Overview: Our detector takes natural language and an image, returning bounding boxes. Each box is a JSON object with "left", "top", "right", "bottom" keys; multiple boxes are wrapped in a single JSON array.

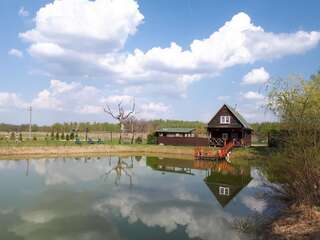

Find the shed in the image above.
[
  {"left": 155, "top": 128, "right": 195, "bottom": 137},
  {"left": 155, "top": 128, "right": 209, "bottom": 146}
]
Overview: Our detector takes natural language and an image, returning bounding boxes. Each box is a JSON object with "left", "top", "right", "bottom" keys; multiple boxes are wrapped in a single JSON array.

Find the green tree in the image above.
[
  {"left": 267, "top": 73, "right": 320, "bottom": 206},
  {"left": 55, "top": 132, "right": 60, "bottom": 141},
  {"left": 19, "top": 133, "right": 23, "bottom": 142},
  {"left": 70, "top": 132, "right": 75, "bottom": 140},
  {"left": 51, "top": 130, "right": 55, "bottom": 140}
]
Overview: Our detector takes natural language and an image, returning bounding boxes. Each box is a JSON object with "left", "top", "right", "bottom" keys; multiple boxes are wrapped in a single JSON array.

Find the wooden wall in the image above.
[
  {"left": 207, "top": 105, "right": 242, "bottom": 128},
  {"left": 157, "top": 136, "right": 209, "bottom": 146}
]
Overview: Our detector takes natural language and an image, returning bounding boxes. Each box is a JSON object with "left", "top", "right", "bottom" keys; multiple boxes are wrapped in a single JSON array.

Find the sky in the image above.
[{"left": 1, "top": 0, "right": 320, "bottom": 125}]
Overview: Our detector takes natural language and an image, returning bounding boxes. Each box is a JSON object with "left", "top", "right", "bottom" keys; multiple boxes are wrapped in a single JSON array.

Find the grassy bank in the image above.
[
  {"left": 0, "top": 140, "right": 268, "bottom": 162},
  {"left": 0, "top": 144, "right": 194, "bottom": 159}
]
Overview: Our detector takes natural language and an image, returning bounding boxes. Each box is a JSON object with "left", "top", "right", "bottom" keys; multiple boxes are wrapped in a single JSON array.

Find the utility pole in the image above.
[{"left": 28, "top": 106, "right": 32, "bottom": 140}]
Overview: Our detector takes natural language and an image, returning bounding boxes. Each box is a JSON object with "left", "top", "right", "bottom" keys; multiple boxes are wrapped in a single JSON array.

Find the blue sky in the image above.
[{"left": 1, "top": 0, "right": 320, "bottom": 125}]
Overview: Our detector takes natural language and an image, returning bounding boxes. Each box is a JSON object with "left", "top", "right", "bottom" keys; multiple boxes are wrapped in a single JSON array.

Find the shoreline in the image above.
[{"left": 0, "top": 145, "right": 195, "bottom": 160}]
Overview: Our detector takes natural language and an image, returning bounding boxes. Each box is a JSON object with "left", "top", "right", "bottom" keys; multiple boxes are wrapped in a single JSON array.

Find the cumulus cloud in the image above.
[
  {"left": 20, "top": 3, "right": 320, "bottom": 97},
  {"left": 8, "top": 48, "right": 23, "bottom": 58},
  {"left": 242, "top": 196, "right": 267, "bottom": 214},
  {"left": 217, "top": 96, "right": 230, "bottom": 101},
  {"left": 18, "top": 7, "right": 29, "bottom": 17},
  {"left": 242, "top": 91, "right": 265, "bottom": 100},
  {"left": 1, "top": 79, "right": 170, "bottom": 119},
  {"left": 20, "top": 0, "right": 144, "bottom": 52},
  {"left": 0, "top": 92, "right": 27, "bottom": 110},
  {"left": 242, "top": 67, "right": 270, "bottom": 85}
]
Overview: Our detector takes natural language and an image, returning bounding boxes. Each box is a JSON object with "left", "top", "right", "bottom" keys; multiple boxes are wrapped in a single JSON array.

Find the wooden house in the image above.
[{"left": 207, "top": 104, "right": 253, "bottom": 147}]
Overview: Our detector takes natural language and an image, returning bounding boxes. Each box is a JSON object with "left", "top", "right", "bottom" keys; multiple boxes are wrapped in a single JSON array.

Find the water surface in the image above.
[{"left": 0, "top": 156, "right": 277, "bottom": 240}]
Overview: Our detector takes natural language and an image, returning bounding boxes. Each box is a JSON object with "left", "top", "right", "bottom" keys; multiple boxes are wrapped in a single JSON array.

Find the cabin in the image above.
[
  {"left": 207, "top": 104, "right": 253, "bottom": 147},
  {"left": 155, "top": 128, "right": 209, "bottom": 146}
]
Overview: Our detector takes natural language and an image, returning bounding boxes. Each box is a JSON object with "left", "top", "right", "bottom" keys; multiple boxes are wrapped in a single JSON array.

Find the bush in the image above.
[
  {"left": 135, "top": 136, "right": 142, "bottom": 144},
  {"left": 10, "top": 132, "right": 15, "bottom": 141},
  {"left": 33, "top": 136, "right": 37, "bottom": 141},
  {"left": 70, "top": 132, "right": 75, "bottom": 140},
  {"left": 147, "top": 133, "right": 157, "bottom": 144},
  {"left": 66, "top": 134, "right": 70, "bottom": 141},
  {"left": 19, "top": 133, "right": 23, "bottom": 141},
  {"left": 55, "top": 132, "right": 60, "bottom": 140}
]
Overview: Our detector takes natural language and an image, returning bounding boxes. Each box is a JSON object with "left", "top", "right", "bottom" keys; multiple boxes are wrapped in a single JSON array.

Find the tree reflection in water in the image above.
[{"left": 103, "top": 156, "right": 133, "bottom": 187}]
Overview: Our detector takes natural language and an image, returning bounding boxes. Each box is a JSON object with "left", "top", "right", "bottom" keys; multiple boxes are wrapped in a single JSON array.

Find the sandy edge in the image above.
[{"left": 0, "top": 145, "right": 195, "bottom": 160}]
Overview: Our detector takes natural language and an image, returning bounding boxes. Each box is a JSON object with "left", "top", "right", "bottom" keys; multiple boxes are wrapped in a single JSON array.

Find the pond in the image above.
[{"left": 0, "top": 156, "right": 280, "bottom": 240}]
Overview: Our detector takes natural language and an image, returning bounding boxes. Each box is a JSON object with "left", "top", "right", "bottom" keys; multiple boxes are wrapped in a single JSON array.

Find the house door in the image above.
[
  {"left": 222, "top": 133, "right": 228, "bottom": 140},
  {"left": 231, "top": 132, "right": 239, "bottom": 140}
]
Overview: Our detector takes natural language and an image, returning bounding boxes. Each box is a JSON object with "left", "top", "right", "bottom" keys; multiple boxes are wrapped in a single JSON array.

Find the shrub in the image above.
[
  {"left": 19, "top": 133, "right": 23, "bottom": 141},
  {"left": 147, "top": 133, "right": 157, "bottom": 144},
  {"left": 135, "top": 136, "right": 143, "bottom": 144},
  {"left": 66, "top": 134, "right": 70, "bottom": 141},
  {"left": 10, "top": 132, "right": 15, "bottom": 141},
  {"left": 55, "top": 132, "right": 60, "bottom": 140},
  {"left": 70, "top": 132, "right": 75, "bottom": 140}
]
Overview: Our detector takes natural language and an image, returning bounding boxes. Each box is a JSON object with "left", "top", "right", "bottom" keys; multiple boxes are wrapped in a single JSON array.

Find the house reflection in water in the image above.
[
  {"left": 204, "top": 162, "right": 252, "bottom": 207},
  {"left": 146, "top": 157, "right": 252, "bottom": 207}
]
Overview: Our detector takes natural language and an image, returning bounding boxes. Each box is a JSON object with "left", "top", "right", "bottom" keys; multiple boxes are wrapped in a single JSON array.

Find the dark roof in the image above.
[
  {"left": 155, "top": 128, "right": 195, "bottom": 134},
  {"left": 225, "top": 104, "right": 252, "bottom": 130},
  {"left": 208, "top": 104, "right": 253, "bottom": 130}
]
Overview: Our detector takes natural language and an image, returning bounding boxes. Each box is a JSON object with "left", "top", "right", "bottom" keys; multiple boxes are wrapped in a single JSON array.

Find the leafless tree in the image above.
[{"left": 104, "top": 100, "right": 135, "bottom": 144}]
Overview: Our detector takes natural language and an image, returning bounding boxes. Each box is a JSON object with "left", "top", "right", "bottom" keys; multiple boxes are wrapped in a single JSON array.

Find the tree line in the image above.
[{"left": 0, "top": 120, "right": 280, "bottom": 136}]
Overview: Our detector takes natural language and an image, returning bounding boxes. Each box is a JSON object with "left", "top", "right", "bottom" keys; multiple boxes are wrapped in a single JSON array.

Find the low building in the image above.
[
  {"left": 155, "top": 128, "right": 195, "bottom": 137},
  {"left": 155, "top": 128, "right": 209, "bottom": 146},
  {"left": 207, "top": 104, "right": 253, "bottom": 147}
]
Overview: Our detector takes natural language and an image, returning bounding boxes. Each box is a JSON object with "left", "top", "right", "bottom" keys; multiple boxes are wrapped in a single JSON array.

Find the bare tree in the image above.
[{"left": 104, "top": 100, "right": 135, "bottom": 144}]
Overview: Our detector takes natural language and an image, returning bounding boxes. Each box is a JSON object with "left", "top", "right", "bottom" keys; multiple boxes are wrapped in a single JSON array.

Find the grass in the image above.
[{"left": 0, "top": 139, "right": 270, "bottom": 166}]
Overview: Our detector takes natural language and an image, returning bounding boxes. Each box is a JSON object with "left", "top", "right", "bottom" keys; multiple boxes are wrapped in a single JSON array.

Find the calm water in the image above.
[{"left": 0, "top": 156, "right": 278, "bottom": 240}]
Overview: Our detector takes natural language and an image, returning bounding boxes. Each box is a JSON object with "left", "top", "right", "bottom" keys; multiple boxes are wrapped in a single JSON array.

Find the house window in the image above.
[
  {"left": 220, "top": 116, "right": 231, "bottom": 124},
  {"left": 219, "top": 186, "right": 230, "bottom": 196}
]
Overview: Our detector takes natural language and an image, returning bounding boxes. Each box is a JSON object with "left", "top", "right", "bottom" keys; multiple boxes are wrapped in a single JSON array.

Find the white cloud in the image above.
[
  {"left": 217, "top": 96, "right": 230, "bottom": 101},
  {"left": 21, "top": 7, "right": 320, "bottom": 97},
  {"left": 242, "top": 196, "right": 267, "bottom": 214},
  {"left": 8, "top": 48, "right": 23, "bottom": 58},
  {"left": 242, "top": 67, "right": 270, "bottom": 85},
  {"left": 242, "top": 91, "right": 265, "bottom": 100},
  {"left": 20, "top": 0, "right": 144, "bottom": 52},
  {"left": 18, "top": 7, "right": 29, "bottom": 17},
  {"left": 0, "top": 92, "right": 27, "bottom": 110},
  {"left": 32, "top": 89, "right": 63, "bottom": 110},
  {"left": 139, "top": 102, "right": 170, "bottom": 119},
  {"left": 1, "top": 79, "right": 170, "bottom": 119}
]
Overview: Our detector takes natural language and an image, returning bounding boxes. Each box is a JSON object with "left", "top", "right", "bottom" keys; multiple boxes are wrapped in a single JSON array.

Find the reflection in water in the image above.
[
  {"left": 0, "top": 156, "right": 278, "bottom": 240},
  {"left": 103, "top": 157, "right": 133, "bottom": 187},
  {"left": 146, "top": 157, "right": 252, "bottom": 208}
]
